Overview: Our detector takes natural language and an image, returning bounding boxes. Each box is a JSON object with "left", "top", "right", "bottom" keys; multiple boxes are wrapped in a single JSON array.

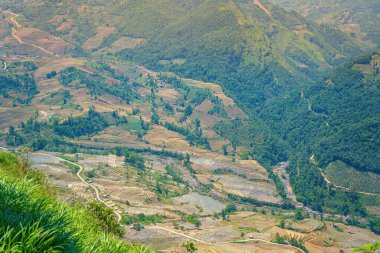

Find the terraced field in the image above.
[{"left": 1, "top": 8, "right": 379, "bottom": 253}]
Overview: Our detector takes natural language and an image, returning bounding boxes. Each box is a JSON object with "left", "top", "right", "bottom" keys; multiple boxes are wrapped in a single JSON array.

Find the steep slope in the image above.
[
  {"left": 258, "top": 51, "right": 380, "bottom": 213},
  {"left": 2, "top": 0, "right": 368, "bottom": 109}
]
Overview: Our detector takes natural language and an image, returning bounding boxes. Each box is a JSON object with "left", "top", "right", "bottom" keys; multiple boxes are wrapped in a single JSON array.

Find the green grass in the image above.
[
  {"left": 333, "top": 225, "right": 344, "bottom": 233},
  {"left": 0, "top": 152, "right": 152, "bottom": 253},
  {"left": 63, "top": 161, "right": 80, "bottom": 175}
]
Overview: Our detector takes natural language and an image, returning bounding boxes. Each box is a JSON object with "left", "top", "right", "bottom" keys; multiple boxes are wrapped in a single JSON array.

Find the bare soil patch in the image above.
[
  {"left": 15, "top": 27, "right": 71, "bottom": 55},
  {"left": 83, "top": 26, "right": 117, "bottom": 50}
]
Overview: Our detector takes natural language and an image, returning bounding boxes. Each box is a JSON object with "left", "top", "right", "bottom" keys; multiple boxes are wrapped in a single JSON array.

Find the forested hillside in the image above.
[{"left": 258, "top": 51, "right": 380, "bottom": 213}]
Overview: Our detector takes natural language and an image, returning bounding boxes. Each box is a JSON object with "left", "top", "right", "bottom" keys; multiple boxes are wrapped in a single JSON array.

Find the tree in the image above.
[
  {"left": 194, "top": 219, "right": 201, "bottom": 229},
  {"left": 222, "top": 145, "right": 228, "bottom": 156},
  {"left": 151, "top": 112, "right": 160, "bottom": 124},
  {"left": 184, "top": 105, "right": 193, "bottom": 117},
  {"left": 353, "top": 242, "right": 380, "bottom": 253},
  {"left": 87, "top": 201, "right": 124, "bottom": 237},
  {"left": 183, "top": 241, "right": 197, "bottom": 253},
  {"left": 295, "top": 209, "right": 304, "bottom": 221},
  {"left": 280, "top": 218, "right": 286, "bottom": 229},
  {"left": 132, "top": 223, "right": 144, "bottom": 231}
]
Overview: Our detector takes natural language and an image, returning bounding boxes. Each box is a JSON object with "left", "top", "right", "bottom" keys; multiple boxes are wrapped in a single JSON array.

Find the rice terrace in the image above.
[{"left": 0, "top": 0, "right": 379, "bottom": 252}]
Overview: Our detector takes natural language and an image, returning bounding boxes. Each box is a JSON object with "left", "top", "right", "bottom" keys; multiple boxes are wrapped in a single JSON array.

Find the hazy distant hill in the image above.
[{"left": 270, "top": 0, "right": 380, "bottom": 46}]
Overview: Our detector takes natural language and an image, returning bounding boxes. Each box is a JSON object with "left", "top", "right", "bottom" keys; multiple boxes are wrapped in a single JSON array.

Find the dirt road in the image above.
[
  {"left": 4, "top": 10, "right": 58, "bottom": 56},
  {"left": 35, "top": 152, "right": 122, "bottom": 221}
]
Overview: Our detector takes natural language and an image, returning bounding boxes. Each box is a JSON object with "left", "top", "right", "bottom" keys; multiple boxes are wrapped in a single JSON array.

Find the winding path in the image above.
[
  {"left": 4, "top": 10, "right": 58, "bottom": 56},
  {"left": 148, "top": 226, "right": 305, "bottom": 252},
  {"left": 222, "top": 238, "right": 306, "bottom": 253},
  {"left": 150, "top": 226, "right": 211, "bottom": 245},
  {"left": 35, "top": 153, "right": 122, "bottom": 221}
]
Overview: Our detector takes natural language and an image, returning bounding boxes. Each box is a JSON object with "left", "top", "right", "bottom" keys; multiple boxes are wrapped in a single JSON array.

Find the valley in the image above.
[{"left": 0, "top": 2, "right": 379, "bottom": 253}]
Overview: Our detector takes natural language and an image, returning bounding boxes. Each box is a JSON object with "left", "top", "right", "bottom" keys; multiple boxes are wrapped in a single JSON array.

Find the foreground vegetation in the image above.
[{"left": 0, "top": 152, "right": 152, "bottom": 253}]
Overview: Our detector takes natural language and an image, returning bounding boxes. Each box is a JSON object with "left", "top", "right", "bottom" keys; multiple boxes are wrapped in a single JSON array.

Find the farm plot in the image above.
[
  {"left": 288, "top": 219, "right": 324, "bottom": 233},
  {"left": 173, "top": 192, "right": 226, "bottom": 215},
  {"left": 0, "top": 107, "right": 33, "bottom": 130},
  {"left": 15, "top": 27, "right": 72, "bottom": 55},
  {"left": 144, "top": 125, "right": 191, "bottom": 152},
  {"left": 105, "top": 36, "right": 146, "bottom": 52},
  {"left": 211, "top": 175, "right": 281, "bottom": 204},
  {"left": 125, "top": 226, "right": 186, "bottom": 249},
  {"left": 83, "top": 26, "right": 116, "bottom": 50}
]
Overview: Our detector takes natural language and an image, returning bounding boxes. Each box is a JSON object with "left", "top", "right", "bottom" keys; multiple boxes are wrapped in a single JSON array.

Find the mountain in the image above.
[
  {"left": 0, "top": 0, "right": 380, "bottom": 251},
  {"left": 270, "top": 0, "right": 380, "bottom": 47}
]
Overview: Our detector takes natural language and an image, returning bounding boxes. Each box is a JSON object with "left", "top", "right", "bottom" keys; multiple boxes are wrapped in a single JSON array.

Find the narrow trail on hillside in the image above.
[
  {"left": 252, "top": 0, "right": 272, "bottom": 17},
  {"left": 4, "top": 10, "right": 58, "bottom": 56},
  {"left": 150, "top": 226, "right": 211, "bottom": 245},
  {"left": 221, "top": 238, "right": 305, "bottom": 253},
  {"left": 35, "top": 153, "right": 122, "bottom": 221},
  {"left": 148, "top": 226, "right": 305, "bottom": 252}
]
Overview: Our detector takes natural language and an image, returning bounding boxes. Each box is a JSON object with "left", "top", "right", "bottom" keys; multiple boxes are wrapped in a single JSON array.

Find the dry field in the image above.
[
  {"left": 0, "top": 107, "right": 33, "bottom": 130},
  {"left": 101, "top": 36, "right": 146, "bottom": 53},
  {"left": 83, "top": 26, "right": 116, "bottom": 50},
  {"left": 173, "top": 192, "right": 226, "bottom": 215},
  {"left": 15, "top": 27, "right": 72, "bottom": 55}
]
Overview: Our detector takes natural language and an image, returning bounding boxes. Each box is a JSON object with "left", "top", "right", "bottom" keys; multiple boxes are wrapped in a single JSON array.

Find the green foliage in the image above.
[
  {"left": 271, "top": 0, "right": 380, "bottom": 46},
  {"left": 165, "top": 165, "right": 185, "bottom": 184},
  {"left": 58, "top": 67, "right": 138, "bottom": 103},
  {"left": 124, "top": 152, "right": 145, "bottom": 171},
  {"left": 369, "top": 218, "right": 380, "bottom": 235},
  {"left": 0, "top": 71, "right": 38, "bottom": 104},
  {"left": 326, "top": 162, "right": 380, "bottom": 195},
  {"left": 46, "top": 71, "right": 57, "bottom": 79},
  {"left": 4, "top": 118, "right": 78, "bottom": 152},
  {"left": 64, "top": 161, "right": 80, "bottom": 175},
  {"left": 54, "top": 107, "right": 109, "bottom": 138},
  {"left": 181, "top": 214, "right": 201, "bottom": 228},
  {"left": 256, "top": 54, "right": 380, "bottom": 215},
  {"left": 122, "top": 213, "right": 162, "bottom": 226},
  {"left": 87, "top": 201, "right": 124, "bottom": 237},
  {"left": 287, "top": 157, "right": 366, "bottom": 215},
  {"left": 353, "top": 242, "right": 380, "bottom": 253},
  {"left": 151, "top": 112, "right": 160, "bottom": 124},
  {"left": 294, "top": 209, "right": 304, "bottom": 221},
  {"left": 163, "top": 122, "right": 210, "bottom": 149},
  {"left": 221, "top": 203, "right": 237, "bottom": 220},
  {"left": 272, "top": 233, "right": 309, "bottom": 253},
  {"left": 182, "top": 241, "right": 197, "bottom": 253}
]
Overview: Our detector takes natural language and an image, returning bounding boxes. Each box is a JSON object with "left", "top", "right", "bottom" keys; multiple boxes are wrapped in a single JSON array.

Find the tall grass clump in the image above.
[{"left": 0, "top": 152, "right": 153, "bottom": 253}]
